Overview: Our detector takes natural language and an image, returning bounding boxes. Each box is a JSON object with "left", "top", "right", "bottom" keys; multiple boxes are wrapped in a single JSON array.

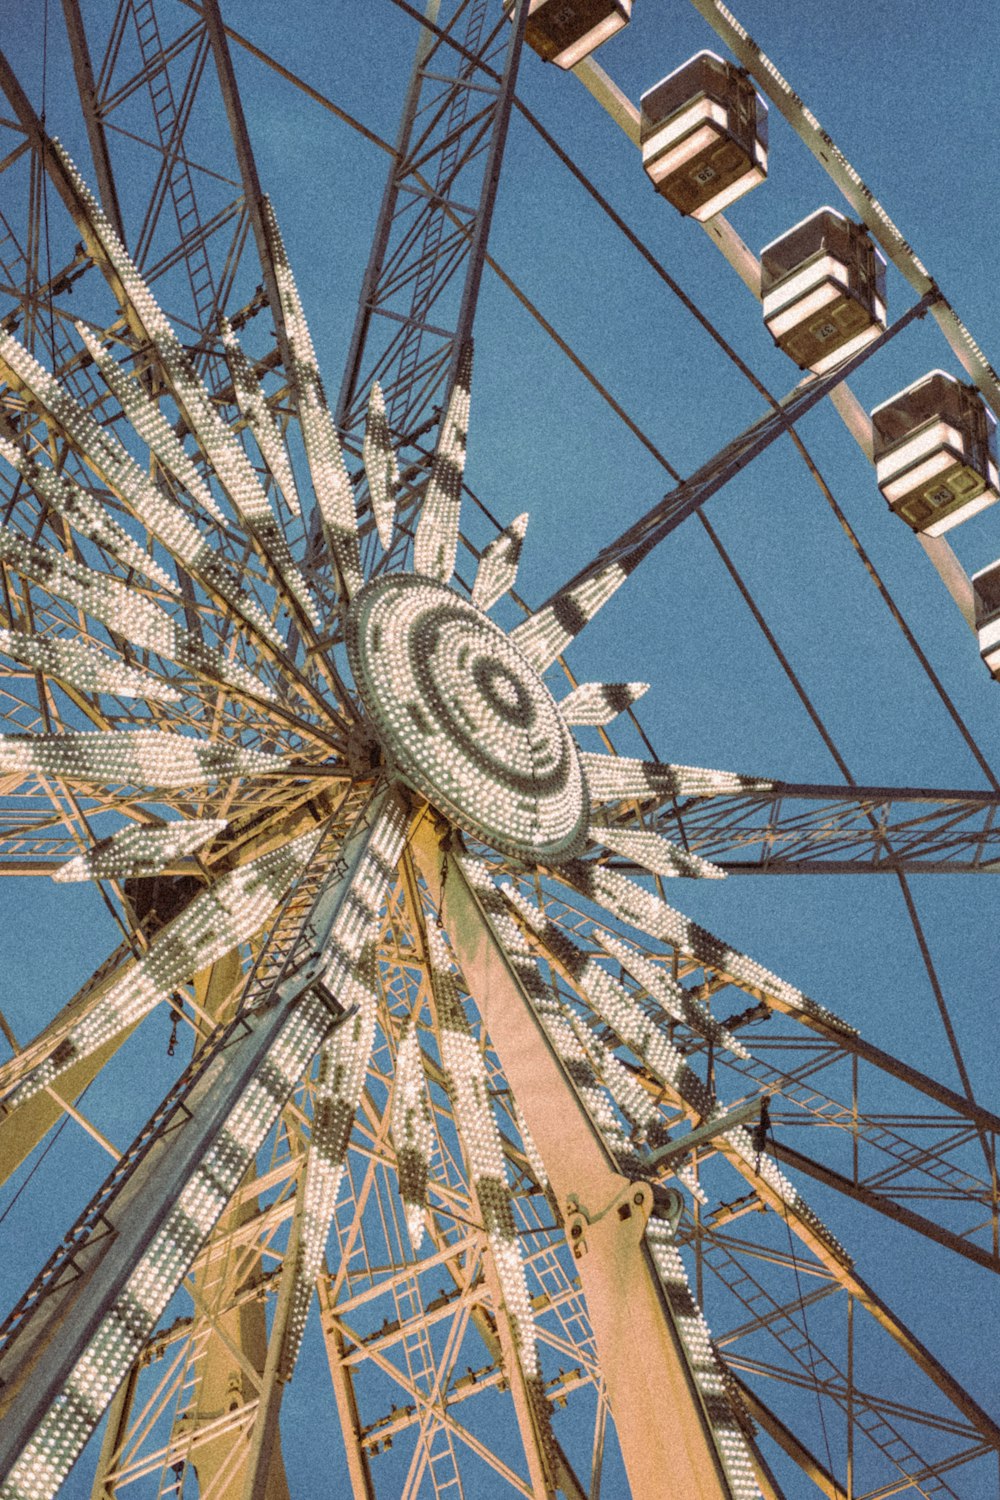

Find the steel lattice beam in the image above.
[
  {"left": 0, "top": 6, "right": 997, "bottom": 1500},
  {"left": 643, "top": 782, "right": 1000, "bottom": 874},
  {"left": 335, "top": 1, "right": 524, "bottom": 438},
  {"left": 325, "top": 0, "right": 529, "bottom": 583}
]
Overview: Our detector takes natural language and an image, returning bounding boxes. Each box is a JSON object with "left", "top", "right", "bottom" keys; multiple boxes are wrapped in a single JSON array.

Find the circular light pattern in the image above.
[{"left": 347, "top": 574, "right": 589, "bottom": 862}]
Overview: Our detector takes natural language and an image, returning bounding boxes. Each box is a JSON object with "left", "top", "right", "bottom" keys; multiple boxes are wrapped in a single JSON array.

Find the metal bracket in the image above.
[
  {"left": 646, "top": 1093, "right": 769, "bottom": 1172},
  {"left": 564, "top": 1180, "right": 654, "bottom": 1261},
  {"left": 270, "top": 951, "right": 357, "bottom": 1025}
]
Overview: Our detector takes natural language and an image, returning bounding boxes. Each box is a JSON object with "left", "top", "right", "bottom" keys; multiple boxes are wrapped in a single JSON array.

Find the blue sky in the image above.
[{"left": 1, "top": 2, "right": 999, "bottom": 1495}]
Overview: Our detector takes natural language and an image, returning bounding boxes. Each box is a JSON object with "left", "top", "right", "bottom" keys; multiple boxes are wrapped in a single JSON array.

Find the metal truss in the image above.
[
  {"left": 294, "top": 0, "right": 534, "bottom": 599},
  {"left": 17, "top": 846, "right": 991, "bottom": 1500},
  {"left": 649, "top": 782, "right": 1000, "bottom": 875},
  {"left": 513, "top": 875, "right": 1000, "bottom": 1272},
  {"left": 334, "top": 1, "right": 525, "bottom": 457},
  {"left": 6, "top": 780, "right": 1000, "bottom": 876},
  {"left": 0, "top": 4, "right": 998, "bottom": 1500}
]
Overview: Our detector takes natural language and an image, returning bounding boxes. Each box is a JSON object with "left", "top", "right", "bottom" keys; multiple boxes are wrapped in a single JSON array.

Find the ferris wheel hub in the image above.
[{"left": 346, "top": 573, "right": 590, "bottom": 863}]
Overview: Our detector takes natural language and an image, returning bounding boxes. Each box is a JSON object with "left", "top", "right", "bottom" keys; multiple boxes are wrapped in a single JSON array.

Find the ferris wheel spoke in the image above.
[
  {"left": 213, "top": 792, "right": 410, "bottom": 1500},
  {"left": 260, "top": 200, "right": 364, "bottom": 602},
  {"left": 517, "top": 875, "right": 1000, "bottom": 1275},
  {"left": 557, "top": 857, "right": 853, "bottom": 1038},
  {"left": 162, "top": 1163, "right": 310, "bottom": 1496},
  {"left": 0, "top": 327, "right": 287, "bottom": 657},
  {"left": 523, "top": 293, "right": 935, "bottom": 657},
  {"left": 577, "top": 755, "right": 1000, "bottom": 874},
  {"left": 581, "top": 751, "right": 778, "bottom": 802},
  {"left": 0, "top": 976, "right": 343, "bottom": 1497},
  {"left": 413, "top": 340, "right": 473, "bottom": 585},
  {"left": 0, "top": 513, "right": 287, "bottom": 711},
  {"left": 269, "top": 797, "right": 410, "bottom": 1370},
  {"left": 591, "top": 926, "right": 750, "bottom": 1058},
  {"left": 0, "top": 426, "right": 180, "bottom": 596},
  {"left": 52, "top": 143, "right": 325, "bottom": 637},
  {"left": 591, "top": 824, "right": 727, "bottom": 880},
  {"left": 74, "top": 323, "right": 229, "bottom": 528},
  {"left": 0, "top": 4, "right": 994, "bottom": 1493},
  {"left": 470, "top": 509, "right": 529, "bottom": 612},
  {"left": 0, "top": 626, "right": 185, "bottom": 706},
  {"left": 546, "top": 856, "right": 1000, "bottom": 1147},
  {"left": 0, "top": 787, "right": 401, "bottom": 1497},
  {"left": 0, "top": 824, "right": 320, "bottom": 1111},
  {"left": 220, "top": 314, "right": 302, "bottom": 518},
  {"left": 508, "top": 554, "right": 640, "bottom": 675},
  {"left": 640, "top": 780, "right": 1000, "bottom": 875},
  {"left": 52, "top": 818, "right": 229, "bottom": 884},
  {"left": 503, "top": 881, "right": 849, "bottom": 1255},
  {"left": 0, "top": 730, "right": 286, "bottom": 798},
  {"left": 363, "top": 380, "right": 400, "bottom": 550},
  {"left": 411, "top": 826, "right": 761, "bottom": 1500}
]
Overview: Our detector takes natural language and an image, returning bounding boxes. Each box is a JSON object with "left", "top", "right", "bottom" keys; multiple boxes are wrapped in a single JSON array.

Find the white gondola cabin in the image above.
[
  {"left": 505, "top": 0, "right": 632, "bottom": 70},
  {"left": 871, "top": 371, "right": 999, "bottom": 536},
  {"left": 761, "top": 208, "right": 886, "bottom": 373},
  {"left": 639, "top": 52, "right": 767, "bottom": 221},
  {"left": 972, "top": 558, "right": 1000, "bottom": 679}
]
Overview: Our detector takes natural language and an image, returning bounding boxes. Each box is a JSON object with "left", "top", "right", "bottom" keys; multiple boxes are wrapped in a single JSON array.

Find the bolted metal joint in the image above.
[{"left": 564, "top": 1178, "right": 655, "bottom": 1260}]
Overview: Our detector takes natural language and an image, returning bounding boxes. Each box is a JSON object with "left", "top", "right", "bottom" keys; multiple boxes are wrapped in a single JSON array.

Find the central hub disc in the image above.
[{"left": 346, "top": 574, "right": 589, "bottom": 863}]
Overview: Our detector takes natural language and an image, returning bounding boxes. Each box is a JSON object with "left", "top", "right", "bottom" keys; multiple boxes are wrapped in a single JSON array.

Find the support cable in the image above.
[
  {"left": 384, "top": 0, "right": 785, "bottom": 406},
  {"left": 0, "top": 1104, "right": 73, "bottom": 1228},
  {"left": 373, "top": 0, "right": 1000, "bottom": 803},
  {"left": 214, "top": 0, "right": 778, "bottom": 412},
  {"left": 120, "top": 0, "right": 995, "bottom": 1214},
  {"left": 697, "top": 511, "right": 994, "bottom": 1166},
  {"left": 394, "top": 43, "right": 997, "bottom": 1158},
  {"left": 34, "top": 7, "right": 1000, "bottom": 806},
  {"left": 228, "top": 7, "right": 997, "bottom": 800},
  {"left": 379, "top": 22, "right": 1000, "bottom": 1180},
  {"left": 383, "top": 13, "right": 1000, "bottom": 1129},
  {"left": 179, "top": 5, "right": 396, "bottom": 159}
]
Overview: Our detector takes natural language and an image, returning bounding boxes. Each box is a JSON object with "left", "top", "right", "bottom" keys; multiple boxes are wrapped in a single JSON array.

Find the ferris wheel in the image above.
[{"left": 0, "top": 2, "right": 998, "bottom": 1497}]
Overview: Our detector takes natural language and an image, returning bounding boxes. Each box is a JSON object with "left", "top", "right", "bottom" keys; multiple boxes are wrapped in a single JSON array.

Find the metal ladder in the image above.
[
  {"left": 392, "top": 1271, "right": 464, "bottom": 1498},
  {"left": 728, "top": 1048, "right": 991, "bottom": 1211},
  {"left": 130, "top": 0, "right": 219, "bottom": 339},
  {"left": 702, "top": 1233, "right": 956, "bottom": 1497},
  {"left": 388, "top": 0, "right": 491, "bottom": 438}
]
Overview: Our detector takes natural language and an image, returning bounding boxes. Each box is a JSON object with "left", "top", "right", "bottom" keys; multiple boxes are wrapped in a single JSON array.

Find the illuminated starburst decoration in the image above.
[{"left": 0, "top": 147, "right": 875, "bottom": 1500}]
